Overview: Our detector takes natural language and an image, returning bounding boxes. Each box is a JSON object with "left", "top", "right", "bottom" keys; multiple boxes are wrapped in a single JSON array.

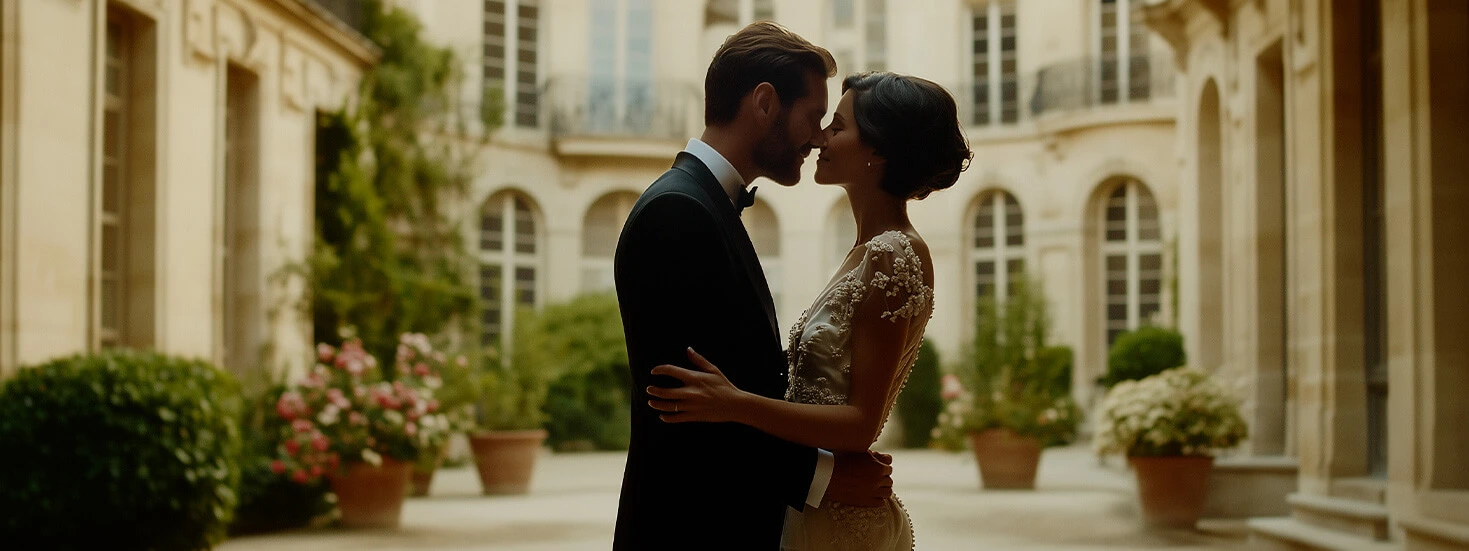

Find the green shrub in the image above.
[
  {"left": 230, "top": 384, "right": 332, "bottom": 536},
  {"left": 1036, "top": 345, "right": 1074, "bottom": 396},
  {"left": 895, "top": 339, "right": 943, "bottom": 448},
  {"left": 495, "top": 293, "right": 631, "bottom": 450},
  {"left": 1101, "top": 325, "right": 1187, "bottom": 387},
  {"left": 0, "top": 351, "right": 243, "bottom": 549}
]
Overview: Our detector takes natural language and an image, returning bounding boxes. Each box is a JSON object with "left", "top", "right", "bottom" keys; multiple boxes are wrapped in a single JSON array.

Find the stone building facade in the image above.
[
  {"left": 1145, "top": 0, "right": 1469, "bottom": 548},
  {"left": 0, "top": 0, "right": 374, "bottom": 377},
  {"left": 397, "top": 0, "right": 1183, "bottom": 407}
]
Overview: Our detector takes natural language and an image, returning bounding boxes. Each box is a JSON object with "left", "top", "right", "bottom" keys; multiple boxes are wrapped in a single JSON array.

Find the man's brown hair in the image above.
[{"left": 704, "top": 21, "right": 838, "bottom": 126}]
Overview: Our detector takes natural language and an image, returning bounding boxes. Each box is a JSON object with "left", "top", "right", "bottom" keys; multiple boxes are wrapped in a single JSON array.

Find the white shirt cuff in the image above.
[{"left": 805, "top": 449, "right": 834, "bottom": 508}]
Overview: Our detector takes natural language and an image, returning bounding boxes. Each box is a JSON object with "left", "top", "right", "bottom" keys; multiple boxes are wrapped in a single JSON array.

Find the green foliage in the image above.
[
  {"left": 895, "top": 339, "right": 943, "bottom": 448},
  {"left": 943, "top": 276, "right": 1081, "bottom": 448},
  {"left": 308, "top": 2, "right": 495, "bottom": 364},
  {"left": 1101, "top": 325, "right": 1187, "bottom": 388},
  {"left": 481, "top": 293, "right": 631, "bottom": 449},
  {"left": 0, "top": 351, "right": 243, "bottom": 549},
  {"left": 231, "top": 384, "right": 333, "bottom": 535}
]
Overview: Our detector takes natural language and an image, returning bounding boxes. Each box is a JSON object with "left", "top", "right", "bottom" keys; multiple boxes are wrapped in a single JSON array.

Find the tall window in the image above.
[
  {"left": 582, "top": 192, "right": 639, "bottom": 293},
  {"left": 832, "top": 0, "right": 855, "bottom": 28},
  {"left": 864, "top": 0, "right": 887, "bottom": 71},
  {"left": 484, "top": 0, "right": 540, "bottom": 128},
  {"left": 1101, "top": 179, "right": 1163, "bottom": 346},
  {"left": 99, "top": 16, "right": 131, "bottom": 348},
  {"left": 972, "top": 191, "right": 1025, "bottom": 301},
  {"left": 222, "top": 64, "right": 261, "bottom": 373},
  {"left": 971, "top": 0, "right": 1018, "bottom": 126},
  {"left": 97, "top": 9, "right": 156, "bottom": 350},
  {"left": 705, "top": 0, "right": 774, "bottom": 26},
  {"left": 480, "top": 193, "right": 540, "bottom": 348},
  {"left": 745, "top": 200, "right": 782, "bottom": 309},
  {"left": 1098, "top": 0, "right": 1152, "bottom": 104},
  {"left": 590, "top": 0, "right": 653, "bottom": 132}
]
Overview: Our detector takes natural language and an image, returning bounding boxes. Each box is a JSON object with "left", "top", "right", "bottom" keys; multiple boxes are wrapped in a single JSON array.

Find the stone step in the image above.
[
  {"left": 1248, "top": 517, "right": 1401, "bottom": 551},
  {"left": 1399, "top": 514, "right": 1469, "bottom": 550},
  {"left": 1331, "top": 478, "right": 1388, "bottom": 505},
  {"left": 1289, "top": 492, "right": 1392, "bottom": 541}
]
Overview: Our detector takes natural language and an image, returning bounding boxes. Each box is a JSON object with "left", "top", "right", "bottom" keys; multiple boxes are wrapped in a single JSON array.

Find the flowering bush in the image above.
[
  {"left": 932, "top": 371, "right": 1082, "bottom": 450},
  {"left": 1093, "top": 367, "right": 1249, "bottom": 457},
  {"left": 271, "top": 336, "right": 455, "bottom": 484}
]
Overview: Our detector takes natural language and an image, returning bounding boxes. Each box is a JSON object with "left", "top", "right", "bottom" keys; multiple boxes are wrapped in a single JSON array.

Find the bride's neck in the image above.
[{"left": 845, "top": 185, "right": 910, "bottom": 243}]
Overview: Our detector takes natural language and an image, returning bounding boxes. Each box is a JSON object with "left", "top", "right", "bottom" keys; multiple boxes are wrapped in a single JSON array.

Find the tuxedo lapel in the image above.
[{"left": 670, "top": 153, "right": 781, "bottom": 344}]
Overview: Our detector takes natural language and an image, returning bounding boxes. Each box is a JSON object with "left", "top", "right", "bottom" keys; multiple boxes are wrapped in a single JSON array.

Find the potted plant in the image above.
[
  {"left": 1093, "top": 367, "right": 1249, "bottom": 528},
  {"left": 935, "top": 370, "right": 1081, "bottom": 489},
  {"left": 934, "top": 277, "right": 1080, "bottom": 489},
  {"left": 392, "top": 333, "right": 473, "bottom": 497},
  {"left": 467, "top": 309, "right": 555, "bottom": 495},
  {"left": 272, "top": 337, "right": 453, "bottom": 528}
]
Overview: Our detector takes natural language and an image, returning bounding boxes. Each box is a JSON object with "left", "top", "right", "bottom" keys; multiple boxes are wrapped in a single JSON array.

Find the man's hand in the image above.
[{"left": 824, "top": 450, "right": 893, "bottom": 507}]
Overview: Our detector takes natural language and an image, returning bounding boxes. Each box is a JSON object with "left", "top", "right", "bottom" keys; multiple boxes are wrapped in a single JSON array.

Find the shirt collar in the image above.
[{"left": 684, "top": 138, "right": 747, "bottom": 206}]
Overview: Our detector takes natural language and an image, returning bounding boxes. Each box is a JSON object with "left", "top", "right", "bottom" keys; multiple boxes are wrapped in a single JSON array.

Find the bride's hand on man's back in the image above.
[{"left": 645, "top": 347, "right": 748, "bottom": 424}]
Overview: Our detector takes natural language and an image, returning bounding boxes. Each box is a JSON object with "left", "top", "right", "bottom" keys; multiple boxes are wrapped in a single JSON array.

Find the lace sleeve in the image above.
[{"left": 857, "top": 232, "right": 934, "bottom": 324}]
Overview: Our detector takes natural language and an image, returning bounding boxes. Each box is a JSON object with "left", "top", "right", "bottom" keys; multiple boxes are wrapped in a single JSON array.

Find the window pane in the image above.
[
  {"left": 833, "top": 0, "right": 855, "bottom": 27},
  {"left": 481, "top": 211, "right": 504, "bottom": 251},
  {"left": 515, "top": 266, "right": 536, "bottom": 306}
]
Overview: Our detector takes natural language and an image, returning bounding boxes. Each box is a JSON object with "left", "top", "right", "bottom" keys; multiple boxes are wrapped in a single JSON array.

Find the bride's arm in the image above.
[{"left": 647, "top": 287, "right": 916, "bottom": 453}]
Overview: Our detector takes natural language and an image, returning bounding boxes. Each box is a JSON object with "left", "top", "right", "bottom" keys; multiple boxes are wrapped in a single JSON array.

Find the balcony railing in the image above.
[
  {"left": 1030, "top": 51, "right": 1176, "bottom": 117},
  {"left": 545, "top": 76, "right": 702, "bottom": 143}
]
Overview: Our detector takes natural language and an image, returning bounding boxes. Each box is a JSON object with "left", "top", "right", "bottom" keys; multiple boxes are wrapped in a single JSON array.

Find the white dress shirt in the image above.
[{"left": 681, "top": 139, "right": 836, "bottom": 511}]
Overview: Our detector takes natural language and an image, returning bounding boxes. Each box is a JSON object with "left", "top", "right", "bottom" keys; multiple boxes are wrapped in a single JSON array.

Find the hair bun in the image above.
[{"left": 841, "top": 72, "right": 973, "bottom": 200}]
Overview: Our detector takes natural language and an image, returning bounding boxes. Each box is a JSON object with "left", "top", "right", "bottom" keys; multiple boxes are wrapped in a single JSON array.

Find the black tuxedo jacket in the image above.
[{"left": 612, "top": 152, "right": 818, "bottom": 550}]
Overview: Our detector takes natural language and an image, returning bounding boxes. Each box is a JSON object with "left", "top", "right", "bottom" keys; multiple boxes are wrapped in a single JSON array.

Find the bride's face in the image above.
[{"left": 814, "top": 90, "right": 882, "bottom": 186}]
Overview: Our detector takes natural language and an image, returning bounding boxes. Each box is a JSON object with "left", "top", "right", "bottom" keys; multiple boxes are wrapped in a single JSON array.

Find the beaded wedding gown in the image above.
[{"left": 780, "top": 230, "right": 933, "bottom": 551}]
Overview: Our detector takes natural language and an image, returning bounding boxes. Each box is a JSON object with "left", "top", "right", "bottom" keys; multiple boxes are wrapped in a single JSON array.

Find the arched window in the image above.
[
  {"left": 480, "top": 192, "right": 541, "bottom": 349},
  {"left": 582, "top": 191, "right": 640, "bottom": 293},
  {"left": 1100, "top": 179, "right": 1163, "bottom": 347},
  {"left": 971, "top": 190, "right": 1025, "bottom": 302},
  {"left": 744, "top": 199, "right": 782, "bottom": 308}
]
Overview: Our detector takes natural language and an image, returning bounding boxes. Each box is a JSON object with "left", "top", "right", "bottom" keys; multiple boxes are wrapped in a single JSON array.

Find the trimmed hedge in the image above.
[
  {"left": 0, "top": 351, "right": 243, "bottom": 550},
  {"left": 895, "top": 339, "right": 942, "bottom": 448},
  {"left": 1101, "top": 325, "right": 1187, "bottom": 387}
]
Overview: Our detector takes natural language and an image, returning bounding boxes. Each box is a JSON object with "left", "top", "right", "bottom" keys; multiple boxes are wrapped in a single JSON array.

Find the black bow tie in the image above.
[{"left": 736, "top": 186, "right": 758, "bottom": 214}]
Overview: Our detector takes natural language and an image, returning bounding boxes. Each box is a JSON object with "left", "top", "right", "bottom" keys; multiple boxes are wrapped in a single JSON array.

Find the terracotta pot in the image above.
[
  {"left": 1129, "top": 455, "right": 1215, "bottom": 528},
  {"left": 968, "top": 429, "right": 1042, "bottom": 490},
  {"left": 409, "top": 446, "right": 448, "bottom": 497},
  {"left": 468, "top": 429, "right": 547, "bottom": 495},
  {"left": 328, "top": 457, "right": 412, "bottom": 529}
]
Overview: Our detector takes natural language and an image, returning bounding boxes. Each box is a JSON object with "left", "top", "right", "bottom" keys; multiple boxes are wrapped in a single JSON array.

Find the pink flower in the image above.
[
  {"left": 940, "top": 374, "right": 964, "bottom": 401},
  {"left": 276, "top": 391, "right": 306, "bottom": 421},
  {"left": 310, "top": 465, "right": 323, "bottom": 478},
  {"left": 292, "top": 419, "right": 314, "bottom": 433},
  {"left": 292, "top": 469, "right": 310, "bottom": 484},
  {"left": 270, "top": 460, "right": 286, "bottom": 474},
  {"left": 414, "top": 363, "right": 431, "bottom": 377},
  {"left": 427, "top": 399, "right": 440, "bottom": 413},
  {"left": 312, "top": 433, "right": 330, "bottom": 452},
  {"left": 284, "top": 439, "right": 301, "bottom": 456},
  {"left": 455, "top": 356, "right": 468, "bottom": 367},
  {"left": 350, "top": 412, "right": 366, "bottom": 425},
  {"left": 405, "top": 422, "right": 417, "bottom": 437},
  {"left": 317, "top": 343, "right": 335, "bottom": 362}
]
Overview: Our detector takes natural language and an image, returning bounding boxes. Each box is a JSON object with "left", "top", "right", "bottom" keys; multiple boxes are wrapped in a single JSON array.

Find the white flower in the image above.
[
  {"left": 317, "top": 405, "right": 341, "bottom": 426},
  {"left": 361, "top": 448, "right": 382, "bottom": 467},
  {"left": 384, "top": 410, "right": 405, "bottom": 425}
]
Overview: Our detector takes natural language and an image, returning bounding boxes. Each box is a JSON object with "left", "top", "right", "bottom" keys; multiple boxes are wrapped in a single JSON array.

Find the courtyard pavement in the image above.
[{"left": 219, "top": 445, "right": 1253, "bottom": 551}]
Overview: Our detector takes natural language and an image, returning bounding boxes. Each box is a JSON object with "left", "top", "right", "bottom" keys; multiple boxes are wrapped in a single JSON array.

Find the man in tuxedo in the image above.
[{"left": 612, "top": 22, "right": 894, "bottom": 550}]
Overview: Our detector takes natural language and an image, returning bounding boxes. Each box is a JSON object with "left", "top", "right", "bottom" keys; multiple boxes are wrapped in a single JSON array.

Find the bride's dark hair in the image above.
[{"left": 841, "top": 72, "right": 973, "bottom": 200}]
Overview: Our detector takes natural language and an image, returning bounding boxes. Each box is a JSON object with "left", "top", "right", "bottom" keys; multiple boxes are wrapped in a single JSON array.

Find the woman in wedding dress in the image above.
[{"left": 645, "top": 71, "right": 972, "bottom": 551}]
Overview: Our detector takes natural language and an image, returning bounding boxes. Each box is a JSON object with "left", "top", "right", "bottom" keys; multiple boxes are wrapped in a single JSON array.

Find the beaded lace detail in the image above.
[{"left": 782, "top": 230, "right": 932, "bottom": 551}]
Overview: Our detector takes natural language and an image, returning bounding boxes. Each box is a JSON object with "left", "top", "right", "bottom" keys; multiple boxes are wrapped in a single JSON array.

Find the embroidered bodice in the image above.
[
  {"left": 780, "top": 230, "right": 930, "bottom": 551},
  {"left": 785, "top": 231, "right": 934, "bottom": 424}
]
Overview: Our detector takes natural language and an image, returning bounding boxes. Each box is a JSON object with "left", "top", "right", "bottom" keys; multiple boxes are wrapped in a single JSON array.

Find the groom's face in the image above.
[{"left": 753, "top": 72, "right": 829, "bottom": 186}]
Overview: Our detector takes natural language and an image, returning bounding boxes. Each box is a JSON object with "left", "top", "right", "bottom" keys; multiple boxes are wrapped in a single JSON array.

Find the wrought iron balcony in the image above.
[
  {"left": 1030, "top": 51, "right": 1177, "bottom": 117},
  {"left": 545, "top": 76, "right": 702, "bottom": 144}
]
